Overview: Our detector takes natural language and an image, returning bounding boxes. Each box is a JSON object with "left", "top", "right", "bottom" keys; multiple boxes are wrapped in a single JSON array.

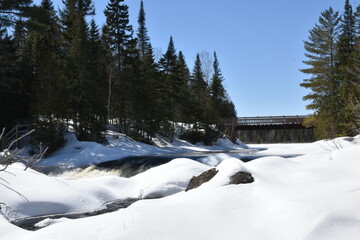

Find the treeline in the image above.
[
  {"left": 301, "top": 0, "right": 360, "bottom": 139},
  {"left": 0, "top": 0, "right": 236, "bottom": 150}
]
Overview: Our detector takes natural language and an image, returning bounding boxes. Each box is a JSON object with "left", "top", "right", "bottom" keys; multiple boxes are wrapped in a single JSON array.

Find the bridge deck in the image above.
[{"left": 237, "top": 115, "right": 308, "bottom": 126}]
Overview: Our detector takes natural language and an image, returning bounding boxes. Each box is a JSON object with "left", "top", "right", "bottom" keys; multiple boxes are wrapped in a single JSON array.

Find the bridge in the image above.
[
  {"left": 236, "top": 115, "right": 308, "bottom": 130},
  {"left": 233, "top": 115, "right": 314, "bottom": 143}
]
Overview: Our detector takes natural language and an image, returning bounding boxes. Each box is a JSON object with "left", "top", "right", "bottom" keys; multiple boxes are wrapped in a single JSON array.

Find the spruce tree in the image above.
[
  {"left": 210, "top": 52, "right": 236, "bottom": 136},
  {"left": 104, "top": 0, "right": 134, "bottom": 134},
  {"left": 137, "top": 0, "right": 150, "bottom": 58},
  {"left": 175, "top": 51, "right": 193, "bottom": 123},
  {"left": 0, "top": 34, "right": 22, "bottom": 129},
  {"left": 158, "top": 36, "right": 179, "bottom": 123},
  {"left": 336, "top": 0, "right": 356, "bottom": 134},
  {"left": 29, "top": 0, "right": 66, "bottom": 151},
  {"left": 344, "top": 3, "right": 360, "bottom": 133},
  {"left": 86, "top": 19, "right": 107, "bottom": 142},
  {"left": 0, "top": 0, "right": 34, "bottom": 29},
  {"left": 190, "top": 53, "right": 211, "bottom": 125},
  {"left": 210, "top": 52, "right": 226, "bottom": 105},
  {"left": 139, "top": 44, "right": 162, "bottom": 139},
  {"left": 59, "top": 0, "right": 107, "bottom": 141},
  {"left": 300, "top": 8, "right": 341, "bottom": 138}
]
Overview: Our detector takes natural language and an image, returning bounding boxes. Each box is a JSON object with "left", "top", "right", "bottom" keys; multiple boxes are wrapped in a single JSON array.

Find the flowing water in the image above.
[{"left": 43, "top": 150, "right": 299, "bottom": 179}]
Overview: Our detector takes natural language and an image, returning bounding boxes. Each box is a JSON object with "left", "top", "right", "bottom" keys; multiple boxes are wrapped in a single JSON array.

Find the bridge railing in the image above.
[{"left": 237, "top": 115, "right": 308, "bottom": 126}]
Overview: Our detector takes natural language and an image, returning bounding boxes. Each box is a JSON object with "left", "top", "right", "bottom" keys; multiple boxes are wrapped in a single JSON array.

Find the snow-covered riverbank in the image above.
[{"left": 1, "top": 135, "right": 360, "bottom": 239}]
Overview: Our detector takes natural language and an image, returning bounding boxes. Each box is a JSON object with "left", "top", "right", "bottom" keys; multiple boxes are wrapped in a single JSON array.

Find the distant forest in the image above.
[
  {"left": 301, "top": 0, "right": 360, "bottom": 139},
  {"left": 0, "top": 0, "right": 236, "bottom": 151}
]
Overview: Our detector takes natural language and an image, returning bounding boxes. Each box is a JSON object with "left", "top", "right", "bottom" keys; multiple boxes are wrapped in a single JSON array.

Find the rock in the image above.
[
  {"left": 229, "top": 171, "right": 254, "bottom": 184},
  {"left": 185, "top": 168, "right": 218, "bottom": 191}
]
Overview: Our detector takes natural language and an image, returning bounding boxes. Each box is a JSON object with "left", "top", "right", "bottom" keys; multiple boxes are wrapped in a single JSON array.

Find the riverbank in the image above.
[{"left": 1, "top": 135, "right": 360, "bottom": 239}]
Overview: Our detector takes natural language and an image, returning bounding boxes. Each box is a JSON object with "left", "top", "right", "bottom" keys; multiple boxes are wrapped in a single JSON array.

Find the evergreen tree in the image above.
[
  {"left": 300, "top": 8, "right": 341, "bottom": 139},
  {"left": 139, "top": 44, "right": 162, "bottom": 139},
  {"left": 175, "top": 51, "right": 193, "bottom": 123},
  {"left": 159, "top": 36, "right": 178, "bottom": 74},
  {"left": 136, "top": 0, "right": 150, "bottom": 58},
  {"left": 85, "top": 19, "right": 107, "bottom": 141},
  {"left": 210, "top": 52, "right": 226, "bottom": 106},
  {"left": 0, "top": 0, "right": 34, "bottom": 30},
  {"left": 104, "top": 0, "right": 134, "bottom": 134},
  {"left": 158, "top": 36, "right": 179, "bottom": 123},
  {"left": 59, "top": 0, "right": 107, "bottom": 141},
  {"left": 190, "top": 53, "right": 211, "bottom": 125},
  {"left": 336, "top": 0, "right": 356, "bottom": 134},
  {"left": 29, "top": 0, "right": 66, "bottom": 151},
  {"left": 0, "top": 34, "right": 23, "bottom": 129},
  {"left": 13, "top": 19, "right": 33, "bottom": 125},
  {"left": 344, "top": 3, "right": 360, "bottom": 133},
  {"left": 211, "top": 51, "right": 236, "bottom": 120}
]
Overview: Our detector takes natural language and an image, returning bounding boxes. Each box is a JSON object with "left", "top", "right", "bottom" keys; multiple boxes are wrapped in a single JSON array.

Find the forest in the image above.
[
  {"left": 0, "top": 0, "right": 236, "bottom": 152},
  {"left": 301, "top": 0, "right": 360, "bottom": 139}
]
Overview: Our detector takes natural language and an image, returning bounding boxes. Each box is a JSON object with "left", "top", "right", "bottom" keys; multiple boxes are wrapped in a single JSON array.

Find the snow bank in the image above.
[
  {"left": 250, "top": 135, "right": 360, "bottom": 155},
  {"left": 37, "top": 133, "right": 247, "bottom": 169},
  {"left": 2, "top": 135, "right": 360, "bottom": 239},
  {"left": 37, "top": 133, "right": 166, "bottom": 169},
  {"left": 0, "top": 158, "right": 208, "bottom": 221},
  {"left": 22, "top": 142, "right": 360, "bottom": 240},
  {"left": 131, "top": 158, "right": 210, "bottom": 198}
]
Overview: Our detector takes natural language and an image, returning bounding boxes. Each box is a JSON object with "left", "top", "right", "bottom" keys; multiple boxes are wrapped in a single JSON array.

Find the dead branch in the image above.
[{"left": 0, "top": 129, "right": 46, "bottom": 171}]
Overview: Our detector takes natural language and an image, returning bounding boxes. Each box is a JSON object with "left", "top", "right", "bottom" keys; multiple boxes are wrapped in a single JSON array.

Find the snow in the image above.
[
  {"left": 37, "top": 132, "right": 245, "bottom": 169},
  {"left": 1, "top": 135, "right": 360, "bottom": 239},
  {"left": 0, "top": 158, "right": 208, "bottom": 221},
  {"left": 34, "top": 218, "right": 71, "bottom": 228}
]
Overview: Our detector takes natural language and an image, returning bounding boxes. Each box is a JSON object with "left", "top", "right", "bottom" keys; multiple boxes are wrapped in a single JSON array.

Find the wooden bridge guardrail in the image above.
[{"left": 237, "top": 115, "right": 309, "bottom": 126}]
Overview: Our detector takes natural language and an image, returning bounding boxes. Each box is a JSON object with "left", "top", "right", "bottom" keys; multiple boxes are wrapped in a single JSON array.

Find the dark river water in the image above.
[{"left": 39, "top": 150, "right": 294, "bottom": 178}]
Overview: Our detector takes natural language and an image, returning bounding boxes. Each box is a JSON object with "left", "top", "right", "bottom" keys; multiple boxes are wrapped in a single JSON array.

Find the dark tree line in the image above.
[
  {"left": 301, "top": 0, "right": 360, "bottom": 139},
  {"left": 0, "top": 0, "right": 236, "bottom": 151}
]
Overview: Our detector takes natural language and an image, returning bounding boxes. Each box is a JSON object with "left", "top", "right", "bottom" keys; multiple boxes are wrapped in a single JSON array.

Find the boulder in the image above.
[
  {"left": 185, "top": 167, "right": 254, "bottom": 191},
  {"left": 185, "top": 168, "right": 218, "bottom": 191},
  {"left": 229, "top": 171, "right": 254, "bottom": 184}
]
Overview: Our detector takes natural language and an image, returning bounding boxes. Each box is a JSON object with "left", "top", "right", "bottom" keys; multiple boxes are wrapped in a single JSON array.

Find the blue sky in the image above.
[{"left": 35, "top": 0, "right": 357, "bottom": 117}]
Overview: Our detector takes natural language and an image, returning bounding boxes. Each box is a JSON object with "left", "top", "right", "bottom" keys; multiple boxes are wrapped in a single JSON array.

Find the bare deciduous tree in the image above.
[{"left": 199, "top": 50, "right": 214, "bottom": 84}]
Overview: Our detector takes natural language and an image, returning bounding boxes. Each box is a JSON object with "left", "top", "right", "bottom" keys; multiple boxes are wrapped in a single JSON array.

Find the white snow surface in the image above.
[
  {"left": 1, "top": 135, "right": 360, "bottom": 239},
  {"left": 36, "top": 132, "right": 246, "bottom": 169}
]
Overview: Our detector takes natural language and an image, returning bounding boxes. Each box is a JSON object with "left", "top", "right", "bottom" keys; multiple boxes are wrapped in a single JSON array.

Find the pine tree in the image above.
[
  {"left": 159, "top": 36, "right": 178, "bottom": 74},
  {"left": 104, "top": 0, "right": 133, "bottom": 72},
  {"left": 210, "top": 52, "right": 236, "bottom": 136},
  {"left": 28, "top": 0, "right": 66, "bottom": 151},
  {"left": 343, "top": 3, "right": 360, "bottom": 133},
  {"left": 175, "top": 51, "right": 193, "bottom": 123},
  {"left": 0, "top": 0, "right": 34, "bottom": 30},
  {"left": 13, "top": 18, "right": 33, "bottom": 125},
  {"left": 59, "top": 0, "right": 107, "bottom": 141},
  {"left": 139, "top": 44, "right": 162, "bottom": 139},
  {"left": 158, "top": 36, "right": 179, "bottom": 123},
  {"left": 104, "top": 0, "right": 134, "bottom": 134},
  {"left": 0, "top": 34, "right": 22, "bottom": 129},
  {"left": 336, "top": 0, "right": 356, "bottom": 134},
  {"left": 190, "top": 53, "right": 211, "bottom": 125},
  {"left": 300, "top": 7, "right": 341, "bottom": 139},
  {"left": 211, "top": 52, "right": 226, "bottom": 105},
  {"left": 137, "top": 0, "right": 150, "bottom": 58},
  {"left": 85, "top": 19, "right": 107, "bottom": 142}
]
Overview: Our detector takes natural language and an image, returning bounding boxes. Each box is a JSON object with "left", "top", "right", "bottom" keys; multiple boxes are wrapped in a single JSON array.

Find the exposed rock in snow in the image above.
[
  {"left": 185, "top": 168, "right": 218, "bottom": 191},
  {"left": 229, "top": 171, "right": 254, "bottom": 184}
]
